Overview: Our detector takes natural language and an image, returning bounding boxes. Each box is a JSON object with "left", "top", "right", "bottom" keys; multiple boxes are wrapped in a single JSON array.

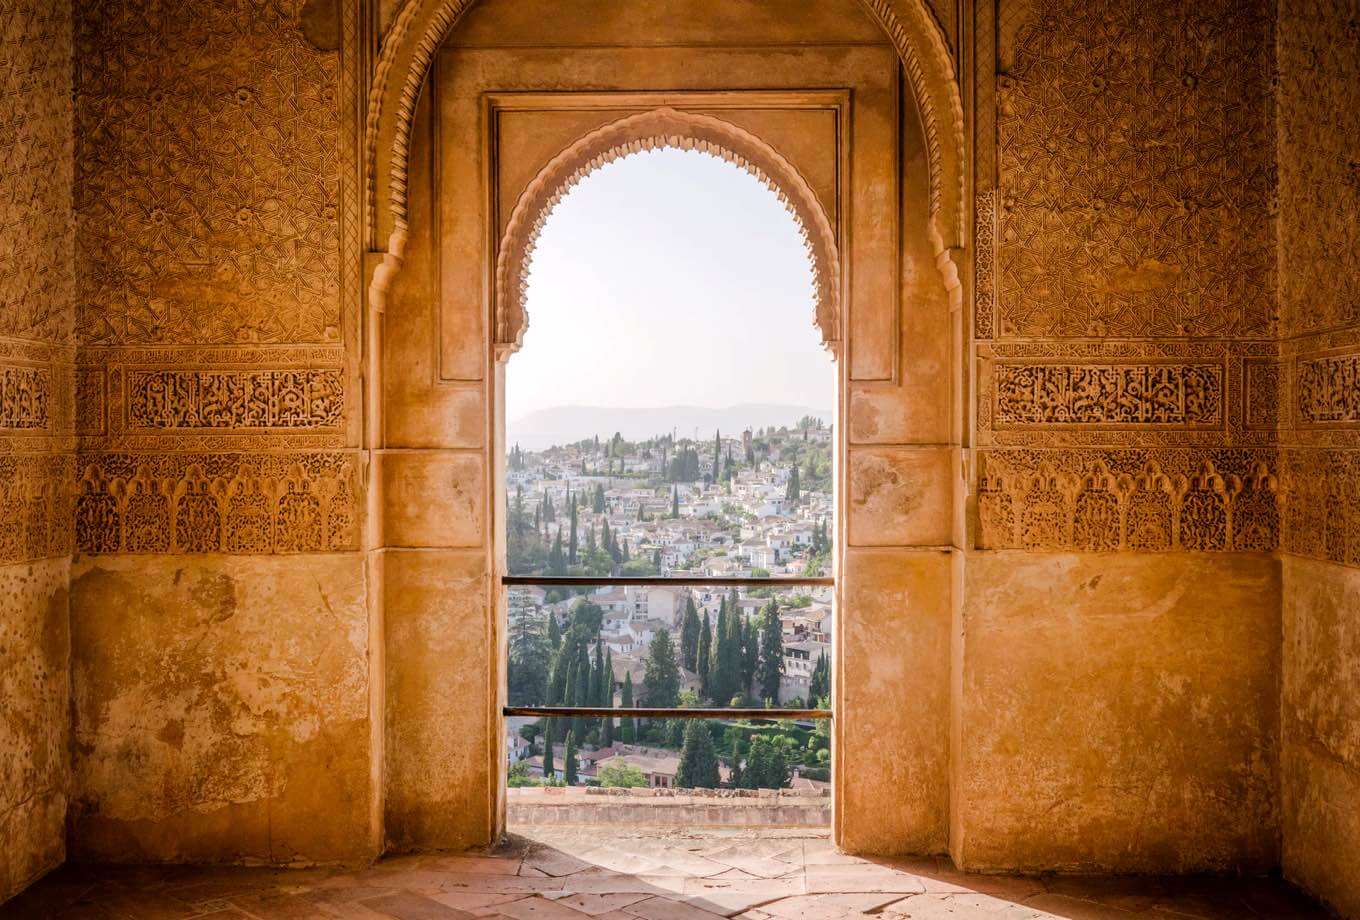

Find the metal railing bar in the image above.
[
  {"left": 502, "top": 575, "right": 833, "bottom": 587},
  {"left": 504, "top": 706, "right": 831, "bottom": 720}
]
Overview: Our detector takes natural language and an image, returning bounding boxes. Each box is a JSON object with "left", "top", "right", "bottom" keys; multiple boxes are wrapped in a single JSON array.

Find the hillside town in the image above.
[{"left": 505, "top": 419, "right": 834, "bottom": 791}]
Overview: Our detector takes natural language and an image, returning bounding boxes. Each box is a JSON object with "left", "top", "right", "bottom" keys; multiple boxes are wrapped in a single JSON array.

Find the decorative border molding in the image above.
[
  {"left": 492, "top": 107, "right": 842, "bottom": 363},
  {"left": 1294, "top": 351, "right": 1360, "bottom": 428},
  {"left": 75, "top": 452, "right": 360, "bottom": 555},
  {"left": 973, "top": 189, "right": 996, "bottom": 339}
]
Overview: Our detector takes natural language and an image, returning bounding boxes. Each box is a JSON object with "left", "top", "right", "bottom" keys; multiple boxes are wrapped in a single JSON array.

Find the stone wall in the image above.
[
  {"left": 0, "top": 0, "right": 75, "bottom": 902},
  {"left": 65, "top": 0, "right": 375, "bottom": 865},
  {"left": 961, "top": 0, "right": 1283, "bottom": 872},
  {"left": 1275, "top": 0, "right": 1360, "bottom": 913}
]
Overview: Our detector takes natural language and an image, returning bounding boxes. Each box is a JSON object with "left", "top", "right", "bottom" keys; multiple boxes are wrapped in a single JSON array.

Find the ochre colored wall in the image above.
[
  {"left": 0, "top": 0, "right": 74, "bottom": 902},
  {"left": 1275, "top": 0, "right": 1360, "bottom": 913},
  {"left": 65, "top": 0, "right": 374, "bottom": 866},
  {"left": 67, "top": 555, "right": 372, "bottom": 864},
  {"left": 960, "top": 0, "right": 1284, "bottom": 872}
]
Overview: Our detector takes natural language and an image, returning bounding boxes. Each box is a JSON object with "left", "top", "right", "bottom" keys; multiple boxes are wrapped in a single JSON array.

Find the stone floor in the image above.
[{"left": 1, "top": 827, "right": 1328, "bottom": 920}]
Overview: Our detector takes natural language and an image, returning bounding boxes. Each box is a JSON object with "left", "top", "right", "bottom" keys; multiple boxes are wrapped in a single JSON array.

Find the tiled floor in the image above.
[{"left": 1, "top": 827, "right": 1327, "bottom": 920}]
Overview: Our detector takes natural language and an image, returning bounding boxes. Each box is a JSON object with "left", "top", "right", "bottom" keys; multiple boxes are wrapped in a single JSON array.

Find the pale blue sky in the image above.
[{"left": 507, "top": 148, "right": 836, "bottom": 425}]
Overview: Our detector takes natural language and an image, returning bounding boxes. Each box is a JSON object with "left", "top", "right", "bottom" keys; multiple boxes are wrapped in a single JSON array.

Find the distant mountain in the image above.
[{"left": 508, "top": 403, "right": 833, "bottom": 450}]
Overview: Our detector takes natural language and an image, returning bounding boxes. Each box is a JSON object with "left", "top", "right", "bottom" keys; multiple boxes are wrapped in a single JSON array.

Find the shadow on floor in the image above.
[{"left": 0, "top": 826, "right": 1327, "bottom": 919}]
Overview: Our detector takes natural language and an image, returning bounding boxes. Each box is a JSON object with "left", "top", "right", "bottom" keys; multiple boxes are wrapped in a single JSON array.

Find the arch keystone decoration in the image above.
[{"left": 492, "top": 107, "right": 842, "bottom": 362}]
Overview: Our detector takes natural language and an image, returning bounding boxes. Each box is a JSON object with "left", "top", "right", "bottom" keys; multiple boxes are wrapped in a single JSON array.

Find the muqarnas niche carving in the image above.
[
  {"left": 126, "top": 368, "right": 344, "bottom": 429},
  {"left": 977, "top": 449, "right": 1279, "bottom": 552},
  {"left": 75, "top": 453, "right": 359, "bottom": 554},
  {"left": 0, "top": 454, "right": 75, "bottom": 564},
  {"left": 994, "top": 362, "right": 1222, "bottom": 427},
  {"left": 1281, "top": 449, "right": 1360, "bottom": 567}
]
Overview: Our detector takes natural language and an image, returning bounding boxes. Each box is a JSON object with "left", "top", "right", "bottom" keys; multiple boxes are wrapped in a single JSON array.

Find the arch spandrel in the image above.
[
  {"left": 492, "top": 108, "right": 842, "bottom": 363},
  {"left": 364, "top": 0, "right": 966, "bottom": 305}
]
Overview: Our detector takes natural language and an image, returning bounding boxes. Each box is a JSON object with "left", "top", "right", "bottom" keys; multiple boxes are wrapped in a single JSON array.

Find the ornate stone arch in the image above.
[
  {"left": 492, "top": 107, "right": 841, "bottom": 362},
  {"left": 363, "top": 0, "right": 966, "bottom": 305}
]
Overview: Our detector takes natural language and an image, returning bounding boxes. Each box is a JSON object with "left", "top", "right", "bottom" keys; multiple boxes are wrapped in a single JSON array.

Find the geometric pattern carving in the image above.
[
  {"left": 1295, "top": 352, "right": 1360, "bottom": 427},
  {"left": 0, "top": 365, "right": 51, "bottom": 429},
  {"left": 1277, "top": 0, "right": 1360, "bottom": 337},
  {"left": 74, "top": 452, "right": 359, "bottom": 554},
  {"left": 73, "top": 0, "right": 343, "bottom": 346},
  {"left": 0, "top": 0, "right": 74, "bottom": 345},
  {"left": 977, "top": 449, "right": 1279, "bottom": 552},
  {"left": 993, "top": 362, "right": 1222, "bottom": 427},
  {"left": 126, "top": 368, "right": 344, "bottom": 430},
  {"left": 994, "top": 0, "right": 1275, "bottom": 338}
]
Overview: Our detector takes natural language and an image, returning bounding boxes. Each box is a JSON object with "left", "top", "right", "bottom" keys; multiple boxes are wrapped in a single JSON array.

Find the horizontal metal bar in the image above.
[
  {"left": 502, "top": 575, "right": 833, "bottom": 587},
  {"left": 504, "top": 706, "right": 831, "bottom": 720}
]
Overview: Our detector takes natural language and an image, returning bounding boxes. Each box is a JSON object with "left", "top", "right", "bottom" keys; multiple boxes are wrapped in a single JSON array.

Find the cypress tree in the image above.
[
  {"left": 785, "top": 464, "right": 800, "bottom": 503},
  {"left": 680, "top": 595, "right": 701, "bottom": 671},
  {"left": 711, "top": 599, "right": 730, "bottom": 704},
  {"left": 697, "top": 610, "right": 712, "bottom": 700},
  {"left": 676, "top": 720, "right": 720, "bottom": 789},
  {"left": 670, "top": 486, "right": 679, "bottom": 518},
  {"left": 741, "top": 613, "right": 758, "bottom": 689},
  {"left": 542, "top": 720, "right": 555, "bottom": 781},
  {"left": 574, "top": 642, "right": 591, "bottom": 738},
  {"left": 568, "top": 496, "right": 579, "bottom": 564},
  {"left": 549, "top": 530, "right": 565, "bottom": 575},
  {"left": 621, "top": 672, "right": 636, "bottom": 742},
  {"left": 602, "top": 648, "right": 615, "bottom": 746},
  {"left": 548, "top": 613, "right": 561, "bottom": 651},
  {"left": 757, "top": 599, "right": 784, "bottom": 704},
  {"left": 543, "top": 494, "right": 555, "bottom": 523},
  {"left": 564, "top": 730, "right": 579, "bottom": 785},
  {"left": 722, "top": 597, "right": 743, "bottom": 704},
  {"left": 712, "top": 430, "right": 721, "bottom": 472},
  {"left": 640, "top": 628, "right": 681, "bottom": 709},
  {"left": 809, "top": 650, "right": 830, "bottom": 705},
  {"left": 593, "top": 483, "right": 605, "bottom": 513}
]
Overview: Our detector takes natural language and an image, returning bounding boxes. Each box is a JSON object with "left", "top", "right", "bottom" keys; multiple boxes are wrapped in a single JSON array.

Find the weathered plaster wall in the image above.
[
  {"left": 958, "top": 553, "right": 1280, "bottom": 873},
  {"left": 68, "top": 554, "right": 372, "bottom": 865},
  {"left": 1275, "top": 0, "right": 1360, "bottom": 913},
  {"left": 0, "top": 0, "right": 75, "bottom": 902},
  {"left": 962, "top": 0, "right": 1284, "bottom": 872}
]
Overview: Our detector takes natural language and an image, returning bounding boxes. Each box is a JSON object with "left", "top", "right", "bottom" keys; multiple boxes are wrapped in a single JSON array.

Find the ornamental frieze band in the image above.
[
  {"left": 126, "top": 368, "right": 344, "bottom": 430},
  {"left": 993, "top": 362, "right": 1223, "bottom": 427}
]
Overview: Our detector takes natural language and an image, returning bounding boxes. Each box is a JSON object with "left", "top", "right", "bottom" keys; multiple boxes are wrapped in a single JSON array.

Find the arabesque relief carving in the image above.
[
  {"left": 494, "top": 108, "right": 842, "bottom": 361},
  {"left": 0, "top": 366, "right": 51, "bottom": 430},
  {"left": 993, "top": 0, "right": 1275, "bottom": 339},
  {"left": 1280, "top": 449, "right": 1360, "bottom": 567},
  {"left": 1295, "top": 353, "right": 1360, "bottom": 428},
  {"left": 74, "top": 453, "right": 359, "bottom": 554},
  {"left": 73, "top": 0, "right": 348, "bottom": 346},
  {"left": 126, "top": 368, "right": 344, "bottom": 430},
  {"left": 977, "top": 449, "right": 1279, "bottom": 552},
  {"left": 993, "top": 362, "right": 1222, "bottom": 428}
]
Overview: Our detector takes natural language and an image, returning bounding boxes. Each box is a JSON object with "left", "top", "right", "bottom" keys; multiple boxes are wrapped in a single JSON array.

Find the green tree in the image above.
[
  {"left": 675, "top": 719, "right": 721, "bottom": 788},
  {"left": 542, "top": 720, "right": 555, "bottom": 780},
  {"left": 697, "top": 610, "right": 712, "bottom": 699},
  {"left": 597, "top": 761, "right": 646, "bottom": 788},
  {"left": 680, "top": 595, "right": 701, "bottom": 671},
  {"left": 620, "top": 671, "right": 636, "bottom": 742},
  {"left": 809, "top": 650, "right": 831, "bottom": 704},
  {"left": 670, "top": 485, "right": 680, "bottom": 518},
  {"left": 757, "top": 599, "right": 784, "bottom": 704},
  {"left": 563, "top": 730, "right": 579, "bottom": 785},
  {"left": 744, "top": 735, "right": 790, "bottom": 789},
  {"left": 568, "top": 492, "right": 579, "bottom": 564},
  {"left": 712, "top": 430, "right": 721, "bottom": 472},
  {"left": 507, "top": 614, "right": 550, "bottom": 706},
  {"left": 641, "top": 628, "right": 681, "bottom": 708},
  {"left": 741, "top": 613, "right": 758, "bottom": 689},
  {"left": 548, "top": 613, "right": 561, "bottom": 650},
  {"left": 593, "top": 483, "right": 606, "bottom": 513},
  {"left": 548, "top": 529, "right": 566, "bottom": 575},
  {"left": 785, "top": 463, "right": 801, "bottom": 502},
  {"left": 601, "top": 648, "right": 615, "bottom": 746},
  {"left": 710, "top": 599, "right": 731, "bottom": 705}
]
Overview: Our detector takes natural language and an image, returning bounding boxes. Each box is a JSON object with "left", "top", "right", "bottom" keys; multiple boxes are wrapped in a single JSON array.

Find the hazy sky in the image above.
[{"left": 506, "top": 148, "right": 836, "bottom": 424}]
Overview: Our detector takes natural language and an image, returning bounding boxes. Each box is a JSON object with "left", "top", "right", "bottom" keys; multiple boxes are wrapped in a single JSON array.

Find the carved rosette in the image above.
[{"left": 492, "top": 108, "right": 842, "bottom": 363}]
